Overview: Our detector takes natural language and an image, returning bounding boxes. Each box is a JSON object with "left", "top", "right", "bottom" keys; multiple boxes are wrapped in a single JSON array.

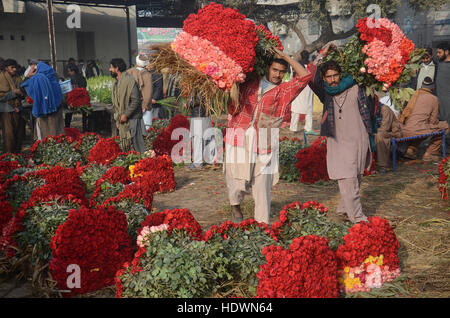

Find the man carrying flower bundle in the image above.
[
  {"left": 225, "top": 48, "right": 311, "bottom": 224},
  {"left": 109, "top": 58, "right": 147, "bottom": 153},
  {"left": 307, "top": 44, "right": 375, "bottom": 223}
]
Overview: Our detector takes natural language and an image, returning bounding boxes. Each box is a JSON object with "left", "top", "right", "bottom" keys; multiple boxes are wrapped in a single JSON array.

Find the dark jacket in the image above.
[{"left": 308, "top": 63, "right": 375, "bottom": 138}]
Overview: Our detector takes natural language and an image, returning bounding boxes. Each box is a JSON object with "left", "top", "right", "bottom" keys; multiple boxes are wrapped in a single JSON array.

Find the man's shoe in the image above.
[{"left": 231, "top": 205, "right": 243, "bottom": 223}]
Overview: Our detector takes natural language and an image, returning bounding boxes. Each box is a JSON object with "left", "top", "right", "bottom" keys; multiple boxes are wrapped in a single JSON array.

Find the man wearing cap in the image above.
[
  {"left": 0, "top": 59, "right": 25, "bottom": 153},
  {"left": 399, "top": 76, "right": 449, "bottom": 162},
  {"left": 127, "top": 54, "right": 153, "bottom": 129}
]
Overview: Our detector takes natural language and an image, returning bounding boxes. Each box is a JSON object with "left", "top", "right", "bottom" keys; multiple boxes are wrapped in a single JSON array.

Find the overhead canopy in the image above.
[
  {"left": 21, "top": 0, "right": 151, "bottom": 8},
  {"left": 20, "top": 0, "right": 158, "bottom": 69}
]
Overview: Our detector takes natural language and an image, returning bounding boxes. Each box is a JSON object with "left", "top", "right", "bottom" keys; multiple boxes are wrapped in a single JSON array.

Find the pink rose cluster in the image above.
[
  {"left": 136, "top": 223, "right": 169, "bottom": 248},
  {"left": 172, "top": 31, "right": 246, "bottom": 90},
  {"left": 339, "top": 255, "right": 401, "bottom": 294},
  {"left": 360, "top": 18, "right": 414, "bottom": 87}
]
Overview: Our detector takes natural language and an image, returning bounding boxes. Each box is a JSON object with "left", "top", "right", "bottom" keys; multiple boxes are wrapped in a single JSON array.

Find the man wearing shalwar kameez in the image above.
[
  {"left": 307, "top": 44, "right": 376, "bottom": 223},
  {"left": 110, "top": 58, "right": 147, "bottom": 153},
  {"left": 225, "top": 48, "right": 311, "bottom": 224}
]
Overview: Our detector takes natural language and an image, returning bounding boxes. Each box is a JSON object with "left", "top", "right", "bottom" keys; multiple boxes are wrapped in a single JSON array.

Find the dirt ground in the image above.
[{"left": 1, "top": 112, "right": 449, "bottom": 298}]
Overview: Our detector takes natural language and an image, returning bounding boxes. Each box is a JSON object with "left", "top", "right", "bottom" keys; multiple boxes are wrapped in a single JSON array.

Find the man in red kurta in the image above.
[{"left": 224, "top": 48, "right": 311, "bottom": 224}]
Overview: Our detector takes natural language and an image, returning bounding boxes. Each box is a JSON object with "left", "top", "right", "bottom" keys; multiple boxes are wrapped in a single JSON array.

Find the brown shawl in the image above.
[
  {"left": 398, "top": 88, "right": 432, "bottom": 124},
  {"left": 0, "top": 71, "right": 22, "bottom": 108}
]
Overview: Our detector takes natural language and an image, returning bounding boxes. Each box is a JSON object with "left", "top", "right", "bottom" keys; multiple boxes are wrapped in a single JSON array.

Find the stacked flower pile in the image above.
[
  {"left": 279, "top": 137, "right": 304, "bottom": 182},
  {"left": 49, "top": 206, "right": 133, "bottom": 296},
  {"left": 295, "top": 136, "right": 329, "bottom": 184},
  {"left": 336, "top": 216, "right": 400, "bottom": 272},
  {"left": 87, "top": 137, "right": 123, "bottom": 165},
  {"left": 130, "top": 154, "right": 176, "bottom": 193},
  {"left": 0, "top": 131, "right": 178, "bottom": 296},
  {"left": 257, "top": 235, "right": 339, "bottom": 298},
  {"left": 66, "top": 87, "right": 92, "bottom": 114},
  {"left": 438, "top": 156, "right": 449, "bottom": 200},
  {"left": 325, "top": 17, "right": 424, "bottom": 110}
]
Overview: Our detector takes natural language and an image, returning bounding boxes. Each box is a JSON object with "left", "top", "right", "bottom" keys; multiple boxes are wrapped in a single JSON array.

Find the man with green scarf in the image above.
[
  {"left": 307, "top": 44, "right": 376, "bottom": 223},
  {"left": 110, "top": 58, "right": 147, "bottom": 153}
]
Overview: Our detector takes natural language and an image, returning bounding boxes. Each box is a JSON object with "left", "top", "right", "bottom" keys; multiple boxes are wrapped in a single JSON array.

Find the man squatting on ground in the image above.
[{"left": 225, "top": 47, "right": 311, "bottom": 224}]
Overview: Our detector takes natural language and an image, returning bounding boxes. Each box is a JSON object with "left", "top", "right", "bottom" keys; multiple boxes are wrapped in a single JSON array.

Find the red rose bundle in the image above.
[
  {"left": 88, "top": 137, "right": 122, "bottom": 165},
  {"left": 256, "top": 235, "right": 339, "bottom": 298},
  {"left": 152, "top": 114, "right": 190, "bottom": 157},
  {"left": 131, "top": 154, "right": 176, "bottom": 193},
  {"left": 295, "top": 136, "right": 329, "bottom": 184},
  {"left": 49, "top": 205, "right": 133, "bottom": 297},
  {"left": 336, "top": 216, "right": 400, "bottom": 271},
  {"left": 137, "top": 208, "right": 202, "bottom": 242},
  {"left": 66, "top": 87, "right": 92, "bottom": 113}
]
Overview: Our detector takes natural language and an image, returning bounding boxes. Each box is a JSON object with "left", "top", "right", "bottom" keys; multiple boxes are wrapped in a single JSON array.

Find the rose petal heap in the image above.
[
  {"left": 172, "top": 2, "right": 258, "bottom": 90},
  {"left": 152, "top": 114, "right": 190, "bottom": 157},
  {"left": 257, "top": 235, "right": 339, "bottom": 298},
  {"left": 357, "top": 17, "right": 415, "bottom": 87}
]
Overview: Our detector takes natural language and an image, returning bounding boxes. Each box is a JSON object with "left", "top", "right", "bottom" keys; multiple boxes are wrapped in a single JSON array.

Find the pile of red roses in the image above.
[
  {"left": 295, "top": 136, "right": 329, "bottom": 184},
  {"left": 89, "top": 166, "right": 131, "bottom": 204},
  {"left": 138, "top": 208, "right": 202, "bottom": 241},
  {"left": 336, "top": 216, "right": 400, "bottom": 270},
  {"left": 182, "top": 2, "right": 258, "bottom": 74},
  {"left": 101, "top": 176, "right": 155, "bottom": 211},
  {"left": 256, "top": 235, "right": 339, "bottom": 298},
  {"left": 66, "top": 87, "right": 91, "bottom": 109},
  {"left": 29, "top": 134, "right": 71, "bottom": 159},
  {"left": 438, "top": 156, "right": 449, "bottom": 200},
  {"left": 49, "top": 205, "right": 133, "bottom": 297},
  {"left": 202, "top": 218, "right": 274, "bottom": 242},
  {"left": 132, "top": 154, "right": 176, "bottom": 193},
  {"left": 255, "top": 24, "right": 284, "bottom": 51},
  {"left": 29, "top": 166, "right": 87, "bottom": 206},
  {"left": 152, "top": 114, "right": 190, "bottom": 157},
  {"left": 87, "top": 137, "right": 122, "bottom": 165},
  {"left": 64, "top": 127, "right": 82, "bottom": 143},
  {"left": 271, "top": 201, "right": 328, "bottom": 241}
]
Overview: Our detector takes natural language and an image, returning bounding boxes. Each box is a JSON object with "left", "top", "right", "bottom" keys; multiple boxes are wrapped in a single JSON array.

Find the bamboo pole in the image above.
[{"left": 46, "top": 0, "right": 57, "bottom": 72}]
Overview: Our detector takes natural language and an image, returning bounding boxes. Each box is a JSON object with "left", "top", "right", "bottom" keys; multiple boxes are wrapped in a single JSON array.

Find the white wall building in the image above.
[{"left": 0, "top": 0, "right": 137, "bottom": 75}]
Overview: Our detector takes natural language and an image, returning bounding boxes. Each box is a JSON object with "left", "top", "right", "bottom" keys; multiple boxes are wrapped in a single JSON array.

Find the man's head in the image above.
[
  {"left": 422, "top": 47, "right": 433, "bottom": 65},
  {"left": 4, "top": 59, "right": 18, "bottom": 76},
  {"left": 136, "top": 54, "right": 149, "bottom": 68},
  {"left": 67, "top": 63, "right": 80, "bottom": 77},
  {"left": 300, "top": 50, "right": 310, "bottom": 63},
  {"left": 436, "top": 42, "right": 449, "bottom": 62},
  {"left": 266, "top": 58, "right": 289, "bottom": 85},
  {"left": 422, "top": 76, "right": 434, "bottom": 91},
  {"left": 109, "top": 58, "right": 127, "bottom": 78},
  {"left": 68, "top": 57, "right": 76, "bottom": 65},
  {"left": 321, "top": 60, "right": 342, "bottom": 87}
]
